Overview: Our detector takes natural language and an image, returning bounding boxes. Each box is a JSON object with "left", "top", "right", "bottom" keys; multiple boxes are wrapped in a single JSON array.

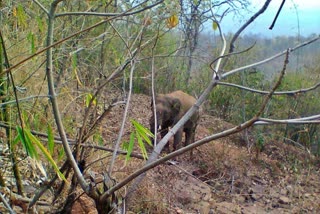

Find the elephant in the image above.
[{"left": 150, "top": 90, "right": 199, "bottom": 153}]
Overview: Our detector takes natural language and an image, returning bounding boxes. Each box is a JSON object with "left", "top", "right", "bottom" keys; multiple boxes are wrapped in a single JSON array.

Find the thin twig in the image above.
[
  {"left": 269, "top": 0, "right": 286, "bottom": 30},
  {"left": 0, "top": 95, "right": 50, "bottom": 107},
  {"left": 229, "top": 0, "right": 272, "bottom": 53},
  {"left": 32, "top": 0, "right": 49, "bottom": 15},
  {"left": 108, "top": 60, "right": 136, "bottom": 175},
  {"left": 0, "top": 192, "right": 15, "bottom": 214}
]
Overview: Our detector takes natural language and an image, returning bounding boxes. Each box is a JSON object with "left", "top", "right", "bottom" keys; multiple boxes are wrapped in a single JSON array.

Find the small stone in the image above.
[
  {"left": 304, "top": 193, "right": 311, "bottom": 198},
  {"left": 280, "top": 188, "right": 288, "bottom": 195},
  {"left": 279, "top": 196, "right": 291, "bottom": 204},
  {"left": 176, "top": 208, "right": 183, "bottom": 214}
]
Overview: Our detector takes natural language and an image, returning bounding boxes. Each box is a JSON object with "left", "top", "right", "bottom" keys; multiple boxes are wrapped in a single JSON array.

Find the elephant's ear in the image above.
[{"left": 170, "top": 98, "right": 181, "bottom": 115}]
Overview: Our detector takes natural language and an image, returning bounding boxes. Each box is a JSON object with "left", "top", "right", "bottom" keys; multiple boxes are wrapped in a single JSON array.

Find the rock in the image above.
[
  {"left": 304, "top": 193, "right": 312, "bottom": 198},
  {"left": 278, "top": 196, "right": 291, "bottom": 204},
  {"left": 191, "top": 201, "right": 211, "bottom": 214},
  {"left": 213, "top": 202, "right": 241, "bottom": 214},
  {"left": 280, "top": 188, "right": 288, "bottom": 195},
  {"left": 71, "top": 194, "right": 98, "bottom": 214},
  {"left": 249, "top": 185, "right": 265, "bottom": 201},
  {"left": 175, "top": 208, "right": 184, "bottom": 214},
  {"left": 236, "top": 195, "right": 246, "bottom": 203},
  {"left": 241, "top": 205, "right": 267, "bottom": 214},
  {"left": 174, "top": 176, "right": 212, "bottom": 206}
]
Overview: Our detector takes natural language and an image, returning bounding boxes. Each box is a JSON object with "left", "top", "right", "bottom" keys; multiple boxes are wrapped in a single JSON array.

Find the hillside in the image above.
[
  {"left": 1, "top": 93, "right": 319, "bottom": 213},
  {"left": 79, "top": 93, "right": 320, "bottom": 213}
]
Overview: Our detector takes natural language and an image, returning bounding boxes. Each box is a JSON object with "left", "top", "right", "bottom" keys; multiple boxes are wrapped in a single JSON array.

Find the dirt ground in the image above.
[{"left": 1, "top": 93, "right": 320, "bottom": 213}]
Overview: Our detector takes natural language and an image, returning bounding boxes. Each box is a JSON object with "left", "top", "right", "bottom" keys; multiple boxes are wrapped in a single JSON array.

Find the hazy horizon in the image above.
[{"left": 220, "top": 0, "right": 320, "bottom": 37}]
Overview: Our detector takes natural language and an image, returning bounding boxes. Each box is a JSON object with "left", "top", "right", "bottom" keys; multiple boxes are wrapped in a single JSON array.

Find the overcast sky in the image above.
[{"left": 221, "top": 0, "right": 320, "bottom": 37}]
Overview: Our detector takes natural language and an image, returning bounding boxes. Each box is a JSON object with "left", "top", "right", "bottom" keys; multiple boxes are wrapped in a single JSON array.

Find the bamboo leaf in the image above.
[
  {"left": 131, "top": 119, "right": 154, "bottom": 137},
  {"left": 16, "top": 126, "right": 38, "bottom": 159},
  {"left": 85, "top": 93, "right": 97, "bottom": 107},
  {"left": 136, "top": 131, "right": 148, "bottom": 159},
  {"left": 27, "top": 32, "right": 36, "bottom": 54},
  {"left": 47, "top": 123, "right": 54, "bottom": 155},
  {"left": 58, "top": 148, "right": 65, "bottom": 162},
  {"left": 36, "top": 16, "right": 44, "bottom": 33},
  {"left": 71, "top": 54, "right": 83, "bottom": 86},
  {"left": 25, "top": 130, "right": 67, "bottom": 182},
  {"left": 125, "top": 132, "right": 135, "bottom": 163},
  {"left": 16, "top": 4, "right": 27, "bottom": 28},
  {"left": 131, "top": 119, "right": 153, "bottom": 146}
]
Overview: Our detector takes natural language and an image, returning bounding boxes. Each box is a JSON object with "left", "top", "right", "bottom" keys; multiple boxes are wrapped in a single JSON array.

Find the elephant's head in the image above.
[{"left": 150, "top": 95, "right": 181, "bottom": 133}]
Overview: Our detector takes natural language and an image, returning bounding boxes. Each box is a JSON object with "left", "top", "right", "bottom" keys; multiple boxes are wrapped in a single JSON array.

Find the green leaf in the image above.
[
  {"left": 47, "top": 123, "right": 54, "bottom": 155},
  {"left": 94, "top": 133, "right": 104, "bottom": 146},
  {"left": 27, "top": 32, "right": 36, "bottom": 54},
  {"left": 36, "top": 16, "right": 44, "bottom": 33},
  {"left": 25, "top": 129, "right": 67, "bottom": 182},
  {"left": 58, "top": 148, "right": 65, "bottom": 162},
  {"left": 16, "top": 126, "right": 38, "bottom": 159},
  {"left": 131, "top": 119, "right": 154, "bottom": 146},
  {"left": 16, "top": 4, "right": 27, "bottom": 28},
  {"left": 136, "top": 131, "right": 148, "bottom": 160},
  {"left": 85, "top": 93, "right": 97, "bottom": 107},
  {"left": 125, "top": 132, "right": 135, "bottom": 163},
  {"left": 72, "top": 53, "right": 77, "bottom": 70}
]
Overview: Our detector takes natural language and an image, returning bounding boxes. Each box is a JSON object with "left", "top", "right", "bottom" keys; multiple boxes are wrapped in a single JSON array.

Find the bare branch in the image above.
[
  {"left": 210, "top": 42, "right": 256, "bottom": 72},
  {"left": 32, "top": 0, "right": 49, "bottom": 15},
  {"left": 229, "top": 0, "right": 272, "bottom": 53},
  {"left": 269, "top": 0, "right": 286, "bottom": 30},
  {"left": 218, "top": 81, "right": 320, "bottom": 96},
  {"left": 256, "top": 118, "right": 320, "bottom": 125},
  {"left": 45, "top": 0, "right": 90, "bottom": 195},
  {"left": 0, "top": 95, "right": 50, "bottom": 107},
  {"left": 108, "top": 60, "right": 136, "bottom": 175}
]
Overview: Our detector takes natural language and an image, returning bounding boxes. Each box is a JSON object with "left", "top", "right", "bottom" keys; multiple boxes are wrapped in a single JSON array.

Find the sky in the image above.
[{"left": 221, "top": 0, "right": 320, "bottom": 37}]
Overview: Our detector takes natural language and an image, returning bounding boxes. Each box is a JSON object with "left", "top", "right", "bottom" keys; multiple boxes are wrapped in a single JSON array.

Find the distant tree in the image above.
[{"left": 179, "top": 0, "right": 249, "bottom": 83}]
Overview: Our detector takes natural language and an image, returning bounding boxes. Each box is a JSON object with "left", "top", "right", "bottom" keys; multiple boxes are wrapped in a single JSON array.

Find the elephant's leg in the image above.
[
  {"left": 173, "top": 129, "right": 183, "bottom": 151},
  {"left": 185, "top": 126, "right": 196, "bottom": 159}
]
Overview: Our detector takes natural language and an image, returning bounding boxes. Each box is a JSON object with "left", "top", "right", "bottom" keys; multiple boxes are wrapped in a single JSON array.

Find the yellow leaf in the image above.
[
  {"left": 13, "top": 7, "right": 17, "bottom": 17},
  {"left": 73, "top": 68, "right": 83, "bottom": 87},
  {"left": 167, "top": 14, "right": 179, "bottom": 28},
  {"left": 212, "top": 21, "right": 218, "bottom": 31}
]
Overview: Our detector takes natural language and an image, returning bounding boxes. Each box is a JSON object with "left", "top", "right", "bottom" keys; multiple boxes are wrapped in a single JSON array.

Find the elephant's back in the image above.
[{"left": 167, "top": 90, "right": 196, "bottom": 111}]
